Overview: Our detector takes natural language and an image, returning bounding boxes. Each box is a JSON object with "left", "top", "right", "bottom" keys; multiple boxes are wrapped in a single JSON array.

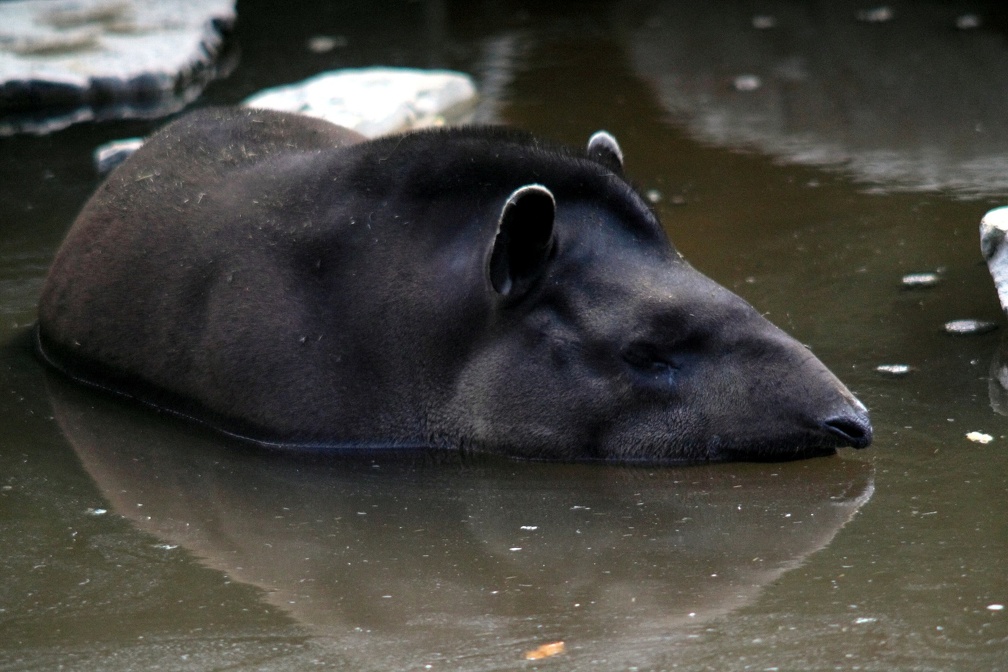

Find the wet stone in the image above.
[{"left": 944, "top": 319, "right": 999, "bottom": 336}]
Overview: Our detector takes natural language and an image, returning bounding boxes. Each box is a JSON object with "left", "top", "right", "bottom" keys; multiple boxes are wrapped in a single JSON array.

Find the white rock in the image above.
[
  {"left": 981, "top": 207, "right": 1008, "bottom": 314},
  {"left": 0, "top": 0, "right": 235, "bottom": 135},
  {"left": 242, "top": 67, "right": 478, "bottom": 138}
]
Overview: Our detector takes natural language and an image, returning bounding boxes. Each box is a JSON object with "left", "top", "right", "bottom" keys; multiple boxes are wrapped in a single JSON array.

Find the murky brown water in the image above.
[{"left": 2, "top": 2, "right": 1007, "bottom": 670}]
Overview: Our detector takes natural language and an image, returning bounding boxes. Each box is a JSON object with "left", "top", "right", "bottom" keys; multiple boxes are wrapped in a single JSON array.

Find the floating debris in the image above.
[
  {"left": 524, "top": 641, "right": 565, "bottom": 660},
  {"left": 733, "top": 74, "right": 761, "bottom": 92},
  {"left": 645, "top": 189, "right": 662, "bottom": 203},
  {"left": 988, "top": 604, "right": 1005, "bottom": 611},
  {"left": 901, "top": 272, "right": 941, "bottom": 290},
  {"left": 944, "top": 319, "right": 998, "bottom": 335},
  {"left": 857, "top": 6, "right": 894, "bottom": 23},
  {"left": 966, "top": 431, "right": 993, "bottom": 444},
  {"left": 752, "top": 15, "right": 777, "bottom": 30},
  {"left": 306, "top": 35, "right": 347, "bottom": 53},
  {"left": 875, "top": 364, "right": 911, "bottom": 377},
  {"left": 955, "top": 14, "right": 981, "bottom": 30},
  {"left": 85, "top": 507, "right": 108, "bottom": 516}
]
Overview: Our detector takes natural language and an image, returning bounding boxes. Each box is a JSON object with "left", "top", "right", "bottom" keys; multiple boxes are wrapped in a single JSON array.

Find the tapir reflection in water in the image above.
[
  {"left": 48, "top": 373, "right": 875, "bottom": 668},
  {"left": 36, "top": 107, "right": 872, "bottom": 463}
]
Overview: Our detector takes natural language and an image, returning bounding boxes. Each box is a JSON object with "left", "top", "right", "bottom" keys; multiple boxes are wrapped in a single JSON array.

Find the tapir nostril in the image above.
[{"left": 822, "top": 413, "right": 873, "bottom": 449}]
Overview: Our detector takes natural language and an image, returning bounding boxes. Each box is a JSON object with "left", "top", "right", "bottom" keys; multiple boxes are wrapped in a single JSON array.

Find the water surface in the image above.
[{"left": 2, "top": 2, "right": 1006, "bottom": 670}]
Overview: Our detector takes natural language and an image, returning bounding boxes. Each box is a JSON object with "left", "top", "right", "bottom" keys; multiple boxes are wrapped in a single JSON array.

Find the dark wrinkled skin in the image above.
[{"left": 36, "top": 107, "right": 871, "bottom": 464}]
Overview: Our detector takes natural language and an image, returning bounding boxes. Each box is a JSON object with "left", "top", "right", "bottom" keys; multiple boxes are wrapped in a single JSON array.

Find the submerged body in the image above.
[{"left": 37, "top": 107, "right": 871, "bottom": 463}]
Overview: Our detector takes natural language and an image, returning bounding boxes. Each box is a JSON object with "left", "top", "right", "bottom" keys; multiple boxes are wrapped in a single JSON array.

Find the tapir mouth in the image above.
[
  {"left": 706, "top": 408, "right": 873, "bottom": 463},
  {"left": 708, "top": 440, "right": 837, "bottom": 463},
  {"left": 821, "top": 413, "right": 873, "bottom": 450}
]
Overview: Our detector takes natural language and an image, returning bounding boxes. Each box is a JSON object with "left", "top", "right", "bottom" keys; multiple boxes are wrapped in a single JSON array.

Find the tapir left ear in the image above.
[
  {"left": 489, "top": 184, "right": 556, "bottom": 300},
  {"left": 587, "top": 130, "right": 624, "bottom": 174}
]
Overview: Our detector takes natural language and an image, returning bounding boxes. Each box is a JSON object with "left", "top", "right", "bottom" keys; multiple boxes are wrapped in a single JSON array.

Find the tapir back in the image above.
[{"left": 37, "top": 107, "right": 871, "bottom": 461}]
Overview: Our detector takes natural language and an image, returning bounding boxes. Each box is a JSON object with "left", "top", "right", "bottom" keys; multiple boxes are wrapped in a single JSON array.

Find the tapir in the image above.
[{"left": 36, "top": 107, "right": 872, "bottom": 463}]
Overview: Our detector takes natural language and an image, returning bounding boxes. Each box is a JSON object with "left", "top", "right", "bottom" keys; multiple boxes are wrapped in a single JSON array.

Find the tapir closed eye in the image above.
[{"left": 36, "top": 107, "right": 871, "bottom": 464}]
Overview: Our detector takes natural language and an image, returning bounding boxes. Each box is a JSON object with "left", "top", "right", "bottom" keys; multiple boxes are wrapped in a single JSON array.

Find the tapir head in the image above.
[{"left": 452, "top": 131, "right": 871, "bottom": 464}]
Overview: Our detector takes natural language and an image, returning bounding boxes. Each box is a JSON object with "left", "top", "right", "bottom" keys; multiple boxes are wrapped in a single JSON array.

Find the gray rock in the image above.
[
  {"left": 981, "top": 207, "right": 1008, "bottom": 314},
  {"left": 0, "top": 0, "right": 235, "bottom": 136}
]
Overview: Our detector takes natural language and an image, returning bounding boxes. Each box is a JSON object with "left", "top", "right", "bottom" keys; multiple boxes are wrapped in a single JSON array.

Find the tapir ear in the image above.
[
  {"left": 587, "top": 130, "right": 624, "bottom": 173},
  {"left": 489, "top": 184, "right": 556, "bottom": 299}
]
